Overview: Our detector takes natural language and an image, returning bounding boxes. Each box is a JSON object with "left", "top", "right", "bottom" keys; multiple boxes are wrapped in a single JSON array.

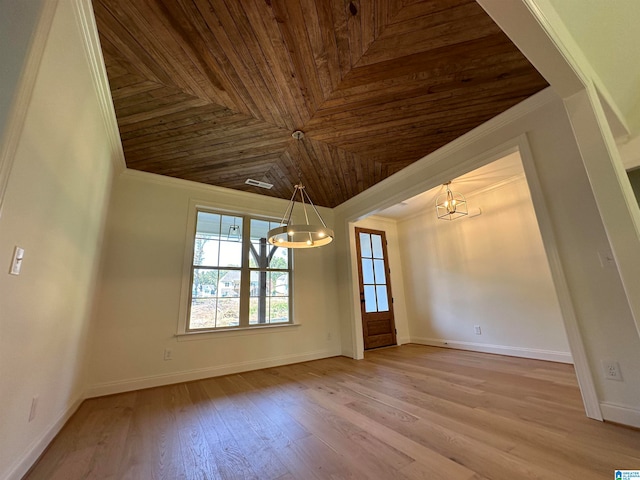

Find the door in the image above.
[{"left": 355, "top": 227, "right": 397, "bottom": 349}]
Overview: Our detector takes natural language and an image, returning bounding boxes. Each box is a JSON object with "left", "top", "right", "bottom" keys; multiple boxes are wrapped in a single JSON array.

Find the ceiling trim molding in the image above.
[
  {"left": 464, "top": 173, "right": 526, "bottom": 199},
  {"left": 0, "top": 0, "right": 59, "bottom": 219},
  {"left": 72, "top": 0, "right": 126, "bottom": 173},
  {"left": 119, "top": 168, "right": 333, "bottom": 219}
]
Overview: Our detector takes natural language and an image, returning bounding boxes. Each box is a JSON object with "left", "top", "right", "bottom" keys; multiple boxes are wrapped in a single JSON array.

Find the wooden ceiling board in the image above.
[{"left": 94, "top": 0, "right": 548, "bottom": 207}]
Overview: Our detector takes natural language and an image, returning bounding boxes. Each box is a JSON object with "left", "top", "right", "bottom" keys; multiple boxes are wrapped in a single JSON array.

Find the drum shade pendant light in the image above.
[
  {"left": 267, "top": 131, "right": 334, "bottom": 248},
  {"left": 436, "top": 181, "right": 468, "bottom": 220}
]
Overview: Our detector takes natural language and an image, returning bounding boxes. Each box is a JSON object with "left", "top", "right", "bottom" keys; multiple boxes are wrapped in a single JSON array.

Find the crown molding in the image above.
[{"left": 72, "top": 0, "right": 126, "bottom": 173}]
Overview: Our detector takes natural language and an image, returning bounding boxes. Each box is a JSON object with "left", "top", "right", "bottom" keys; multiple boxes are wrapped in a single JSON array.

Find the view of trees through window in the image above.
[{"left": 189, "top": 211, "right": 290, "bottom": 330}]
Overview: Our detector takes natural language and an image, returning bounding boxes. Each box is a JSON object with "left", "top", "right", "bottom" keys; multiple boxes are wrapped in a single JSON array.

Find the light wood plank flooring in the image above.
[{"left": 25, "top": 345, "right": 640, "bottom": 479}]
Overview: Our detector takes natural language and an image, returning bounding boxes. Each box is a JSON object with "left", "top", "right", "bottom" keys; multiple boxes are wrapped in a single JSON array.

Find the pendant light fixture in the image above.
[
  {"left": 227, "top": 217, "right": 240, "bottom": 241},
  {"left": 436, "top": 181, "right": 468, "bottom": 220},
  {"left": 267, "top": 131, "right": 334, "bottom": 248}
]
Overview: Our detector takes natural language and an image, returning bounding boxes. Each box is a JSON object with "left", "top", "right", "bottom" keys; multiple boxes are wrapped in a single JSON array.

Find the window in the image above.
[{"left": 186, "top": 210, "right": 292, "bottom": 331}]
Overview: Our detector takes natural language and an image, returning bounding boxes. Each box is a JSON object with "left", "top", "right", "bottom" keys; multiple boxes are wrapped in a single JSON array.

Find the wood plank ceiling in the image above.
[{"left": 93, "top": 0, "right": 548, "bottom": 208}]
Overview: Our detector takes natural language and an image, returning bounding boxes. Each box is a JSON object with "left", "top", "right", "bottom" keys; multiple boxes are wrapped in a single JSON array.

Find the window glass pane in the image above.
[
  {"left": 269, "top": 247, "right": 288, "bottom": 270},
  {"left": 249, "top": 270, "right": 269, "bottom": 324},
  {"left": 361, "top": 258, "right": 374, "bottom": 284},
  {"left": 360, "top": 233, "right": 372, "bottom": 258},
  {"left": 271, "top": 272, "right": 289, "bottom": 296},
  {"left": 216, "top": 298, "right": 240, "bottom": 327},
  {"left": 196, "top": 211, "right": 221, "bottom": 236},
  {"left": 371, "top": 234, "right": 384, "bottom": 259},
  {"left": 219, "top": 240, "right": 242, "bottom": 267},
  {"left": 218, "top": 270, "right": 241, "bottom": 297},
  {"left": 189, "top": 298, "right": 217, "bottom": 330},
  {"left": 194, "top": 237, "right": 220, "bottom": 267},
  {"left": 249, "top": 297, "right": 259, "bottom": 325},
  {"left": 250, "top": 219, "right": 289, "bottom": 269},
  {"left": 373, "top": 259, "right": 386, "bottom": 285},
  {"left": 376, "top": 285, "right": 389, "bottom": 311},
  {"left": 270, "top": 297, "right": 289, "bottom": 323},
  {"left": 192, "top": 268, "right": 219, "bottom": 297},
  {"left": 364, "top": 285, "right": 377, "bottom": 313},
  {"left": 250, "top": 218, "right": 272, "bottom": 241}
]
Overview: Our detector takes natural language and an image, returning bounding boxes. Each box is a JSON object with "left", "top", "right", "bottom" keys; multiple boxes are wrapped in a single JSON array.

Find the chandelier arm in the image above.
[
  {"left": 299, "top": 185, "right": 310, "bottom": 226},
  {"left": 281, "top": 187, "right": 298, "bottom": 226},
  {"left": 302, "top": 188, "right": 328, "bottom": 228}
]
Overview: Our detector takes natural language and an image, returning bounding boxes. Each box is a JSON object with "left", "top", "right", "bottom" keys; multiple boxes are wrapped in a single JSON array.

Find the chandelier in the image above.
[
  {"left": 267, "top": 131, "right": 334, "bottom": 248},
  {"left": 436, "top": 182, "right": 468, "bottom": 220}
]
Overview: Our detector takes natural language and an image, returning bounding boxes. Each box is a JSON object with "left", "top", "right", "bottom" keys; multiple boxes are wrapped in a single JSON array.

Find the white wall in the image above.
[
  {"left": 397, "top": 168, "right": 571, "bottom": 362},
  {"left": 86, "top": 170, "right": 341, "bottom": 396},
  {"left": 0, "top": 1, "right": 116, "bottom": 478},
  {"left": 352, "top": 216, "right": 410, "bottom": 345}
]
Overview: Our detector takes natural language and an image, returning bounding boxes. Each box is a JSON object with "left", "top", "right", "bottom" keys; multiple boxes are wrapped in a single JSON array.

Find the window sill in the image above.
[{"left": 175, "top": 322, "right": 301, "bottom": 341}]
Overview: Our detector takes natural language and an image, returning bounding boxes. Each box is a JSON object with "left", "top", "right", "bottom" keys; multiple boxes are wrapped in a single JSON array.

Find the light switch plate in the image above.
[{"left": 10, "top": 246, "right": 24, "bottom": 275}]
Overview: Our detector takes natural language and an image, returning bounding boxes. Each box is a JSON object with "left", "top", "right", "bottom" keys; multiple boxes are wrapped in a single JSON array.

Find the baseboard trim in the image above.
[
  {"left": 600, "top": 402, "right": 640, "bottom": 429},
  {"left": 85, "top": 348, "right": 342, "bottom": 398},
  {"left": 411, "top": 337, "right": 573, "bottom": 364},
  {"left": 5, "top": 395, "right": 84, "bottom": 480}
]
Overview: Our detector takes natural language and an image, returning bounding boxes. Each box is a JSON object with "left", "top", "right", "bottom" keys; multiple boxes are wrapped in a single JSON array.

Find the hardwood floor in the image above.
[{"left": 25, "top": 345, "right": 639, "bottom": 479}]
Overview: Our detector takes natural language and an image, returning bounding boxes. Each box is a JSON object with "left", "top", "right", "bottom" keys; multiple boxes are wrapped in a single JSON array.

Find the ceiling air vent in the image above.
[{"left": 245, "top": 179, "right": 273, "bottom": 189}]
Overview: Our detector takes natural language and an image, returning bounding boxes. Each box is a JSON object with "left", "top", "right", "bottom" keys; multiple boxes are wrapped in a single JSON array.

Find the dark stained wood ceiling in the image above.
[{"left": 93, "top": 0, "right": 548, "bottom": 208}]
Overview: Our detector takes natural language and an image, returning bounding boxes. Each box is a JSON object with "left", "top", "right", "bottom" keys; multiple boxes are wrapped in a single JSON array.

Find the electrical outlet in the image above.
[
  {"left": 28, "top": 396, "right": 38, "bottom": 422},
  {"left": 602, "top": 360, "right": 623, "bottom": 381},
  {"left": 163, "top": 348, "right": 173, "bottom": 361},
  {"left": 474, "top": 325, "right": 482, "bottom": 335}
]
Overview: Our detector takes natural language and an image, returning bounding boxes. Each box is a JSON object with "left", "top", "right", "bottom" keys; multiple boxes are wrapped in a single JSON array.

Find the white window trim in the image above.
[{"left": 177, "top": 199, "right": 294, "bottom": 335}]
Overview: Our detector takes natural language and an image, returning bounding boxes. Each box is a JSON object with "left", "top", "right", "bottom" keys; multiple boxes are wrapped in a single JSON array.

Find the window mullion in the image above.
[{"left": 238, "top": 215, "right": 251, "bottom": 327}]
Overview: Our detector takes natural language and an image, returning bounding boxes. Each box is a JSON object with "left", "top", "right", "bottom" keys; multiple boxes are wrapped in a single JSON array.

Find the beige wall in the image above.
[
  {"left": 87, "top": 170, "right": 341, "bottom": 396},
  {"left": 0, "top": 1, "right": 116, "bottom": 478},
  {"left": 397, "top": 165, "right": 571, "bottom": 361}
]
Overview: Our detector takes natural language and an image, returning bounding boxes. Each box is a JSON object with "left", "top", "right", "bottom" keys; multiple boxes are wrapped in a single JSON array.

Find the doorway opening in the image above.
[{"left": 354, "top": 150, "right": 571, "bottom": 360}]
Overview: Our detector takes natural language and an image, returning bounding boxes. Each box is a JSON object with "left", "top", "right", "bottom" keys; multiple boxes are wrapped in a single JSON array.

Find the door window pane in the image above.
[
  {"left": 376, "top": 285, "right": 389, "bottom": 311},
  {"left": 364, "top": 285, "right": 377, "bottom": 313},
  {"left": 360, "top": 233, "right": 372, "bottom": 257},
  {"left": 371, "top": 234, "right": 384, "bottom": 259},
  {"left": 361, "top": 258, "right": 374, "bottom": 284},
  {"left": 373, "top": 259, "right": 386, "bottom": 284}
]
